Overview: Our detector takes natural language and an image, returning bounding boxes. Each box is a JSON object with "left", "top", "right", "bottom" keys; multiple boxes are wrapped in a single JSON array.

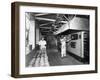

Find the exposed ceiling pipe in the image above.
[
  {"left": 34, "top": 13, "right": 50, "bottom": 16},
  {"left": 35, "top": 17, "right": 67, "bottom": 23},
  {"left": 40, "top": 22, "right": 53, "bottom": 27}
]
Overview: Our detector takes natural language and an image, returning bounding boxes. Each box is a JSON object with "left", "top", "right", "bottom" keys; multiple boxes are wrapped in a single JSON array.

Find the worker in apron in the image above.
[
  {"left": 60, "top": 36, "right": 66, "bottom": 58},
  {"left": 38, "top": 37, "right": 47, "bottom": 54}
]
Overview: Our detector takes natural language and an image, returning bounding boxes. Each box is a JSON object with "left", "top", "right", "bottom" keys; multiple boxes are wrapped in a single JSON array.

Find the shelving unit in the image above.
[{"left": 83, "top": 32, "right": 89, "bottom": 63}]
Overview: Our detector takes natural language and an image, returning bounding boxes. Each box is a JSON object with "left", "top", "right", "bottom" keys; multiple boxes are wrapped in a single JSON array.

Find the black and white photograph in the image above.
[{"left": 25, "top": 12, "right": 90, "bottom": 67}]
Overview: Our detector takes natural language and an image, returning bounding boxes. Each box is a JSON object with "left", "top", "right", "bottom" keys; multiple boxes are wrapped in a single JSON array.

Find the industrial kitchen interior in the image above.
[{"left": 25, "top": 12, "right": 90, "bottom": 67}]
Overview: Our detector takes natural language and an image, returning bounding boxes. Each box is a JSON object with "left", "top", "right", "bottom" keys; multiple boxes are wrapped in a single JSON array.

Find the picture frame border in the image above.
[{"left": 11, "top": 2, "right": 98, "bottom": 78}]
